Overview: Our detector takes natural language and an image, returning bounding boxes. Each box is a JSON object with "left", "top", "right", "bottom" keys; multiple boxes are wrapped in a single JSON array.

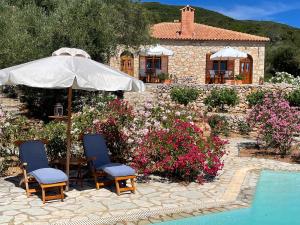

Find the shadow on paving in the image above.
[{"left": 4, "top": 174, "right": 119, "bottom": 202}]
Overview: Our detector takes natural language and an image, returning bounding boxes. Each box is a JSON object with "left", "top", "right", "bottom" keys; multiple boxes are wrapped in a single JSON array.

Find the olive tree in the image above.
[{"left": 0, "top": 0, "right": 153, "bottom": 119}]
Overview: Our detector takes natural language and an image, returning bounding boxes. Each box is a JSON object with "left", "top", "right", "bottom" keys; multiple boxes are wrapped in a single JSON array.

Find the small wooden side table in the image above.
[{"left": 52, "top": 158, "right": 87, "bottom": 187}]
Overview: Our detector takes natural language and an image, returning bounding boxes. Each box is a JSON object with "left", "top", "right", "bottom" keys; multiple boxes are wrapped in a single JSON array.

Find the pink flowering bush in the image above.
[
  {"left": 132, "top": 119, "right": 227, "bottom": 183},
  {"left": 88, "top": 99, "right": 134, "bottom": 163},
  {"left": 106, "top": 99, "right": 134, "bottom": 126},
  {"left": 72, "top": 98, "right": 228, "bottom": 182},
  {"left": 247, "top": 92, "right": 300, "bottom": 155},
  {"left": 122, "top": 100, "right": 197, "bottom": 151}
]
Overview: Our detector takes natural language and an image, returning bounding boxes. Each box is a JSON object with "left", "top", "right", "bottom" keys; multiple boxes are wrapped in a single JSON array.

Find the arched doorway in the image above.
[
  {"left": 120, "top": 51, "right": 134, "bottom": 76},
  {"left": 240, "top": 55, "right": 253, "bottom": 84}
]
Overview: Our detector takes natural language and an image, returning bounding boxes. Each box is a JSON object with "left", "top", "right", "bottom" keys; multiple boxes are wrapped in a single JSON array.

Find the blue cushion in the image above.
[
  {"left": 101, "top": 164, "right": 135, "bottom": 177},
  {"left": 83, "top": 134, "right": 111, "bottom": 168},
  {"left": 30, "top": 168, "right": 68, "bottom": 184},
  {"left": 97, "top": 163, "right": 122, "bottom": 170},
  {"left": 19, "top": 141, "right": 49, "bottom": 173}
]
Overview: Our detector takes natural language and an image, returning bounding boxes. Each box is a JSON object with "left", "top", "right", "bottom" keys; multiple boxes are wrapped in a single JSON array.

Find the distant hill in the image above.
[{"left": 142, "top": 2, "right": 300, "bottom": 71}]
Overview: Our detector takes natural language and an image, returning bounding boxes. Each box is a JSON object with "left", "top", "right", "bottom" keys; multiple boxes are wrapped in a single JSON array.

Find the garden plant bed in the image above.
[{"left": 239, "top": 143, "right": 300, "bottom": 164}]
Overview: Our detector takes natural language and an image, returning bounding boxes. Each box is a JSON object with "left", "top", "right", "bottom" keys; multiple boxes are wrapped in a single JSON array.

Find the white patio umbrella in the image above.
[
  {"left": 0, "top": 48, "right": 145, "bottom": 189},
  {"left": 210, "top": 46, "right": 247, "bottom": 60},
  {"left": 139, "top": 45, "right": 174, "bottom": 56}
]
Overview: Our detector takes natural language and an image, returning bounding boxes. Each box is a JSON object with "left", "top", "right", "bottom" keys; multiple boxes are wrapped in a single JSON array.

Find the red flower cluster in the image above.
[
  {"left": 107, "top": 99, "right": 134, "bottom": 125},
  {"left": 132, "top": 119, "right": 227, "bottom": 183},
  {"left": 91, "top": 99, "right": 134, "bottom": 162}
]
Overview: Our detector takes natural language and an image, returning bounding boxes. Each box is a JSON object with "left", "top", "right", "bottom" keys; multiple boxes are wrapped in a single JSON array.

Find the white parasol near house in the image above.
[
  {"left": 0, "top": 47, "right": 145, "bottom": 189},
  {"left": 139, "top": 45, "right": 174, "bottom": 56},
  {"left": 210, "top": 46, "right": 247, "bottom": 60}
]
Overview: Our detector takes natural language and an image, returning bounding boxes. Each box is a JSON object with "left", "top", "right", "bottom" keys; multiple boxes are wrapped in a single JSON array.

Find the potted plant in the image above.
[
  {"left": 259, "top": 76, "right": 264, "bottom": 85},
  {"left": 235, "top": 74, "right": 244, "bottom": 85},
  {"left": 158, "top": 73, "right": 171, "bottom": 84},
  {"left": 225, "top": 79, "right": 235, "bottom": 85}
]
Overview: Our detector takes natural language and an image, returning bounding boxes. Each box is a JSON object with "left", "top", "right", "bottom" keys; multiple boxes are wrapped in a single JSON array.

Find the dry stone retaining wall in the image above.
[
  {"left": 125, "top": 83, "right": 297, "bottom": 114},
  {"left": 125, "top": 83, "right": 298, "bottom": 133}
]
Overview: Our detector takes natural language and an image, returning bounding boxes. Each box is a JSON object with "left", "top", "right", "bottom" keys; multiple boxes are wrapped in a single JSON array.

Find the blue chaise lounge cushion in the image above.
[
  {"left": 30, "top": 168, "right": 68, "bottom": 184},
  {"left": 100, "top": 164, "right": 135, "bottom": 177}
]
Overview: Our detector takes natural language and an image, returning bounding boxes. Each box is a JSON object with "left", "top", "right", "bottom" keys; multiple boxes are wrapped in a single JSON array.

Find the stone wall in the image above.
[
  {"left": 125, "top": 83, "right": 297, "bottom": 134},
  {"left": 110, "top": 41, "right": 266, "bottom": 84},
  {"left": 125, "top": 83, "right": 297, "bottom": 114}
]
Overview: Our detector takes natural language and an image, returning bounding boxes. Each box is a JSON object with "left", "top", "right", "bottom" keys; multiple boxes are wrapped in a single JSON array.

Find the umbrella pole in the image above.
[{"left": 66, "top": 87, "right": 72, "bottom": 191}]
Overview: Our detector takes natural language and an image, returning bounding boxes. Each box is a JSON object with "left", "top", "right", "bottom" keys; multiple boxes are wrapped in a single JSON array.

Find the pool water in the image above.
[{"left": 157, "top": 170, "right": 300, "bottom": 225}]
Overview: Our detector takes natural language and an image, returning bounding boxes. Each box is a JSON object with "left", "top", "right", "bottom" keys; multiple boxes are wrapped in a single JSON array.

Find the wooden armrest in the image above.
[
  {"left": 20, "top": 162, "right": 28, "bottom": 169},
  {"left": 87, "top": 157, "right": 97, "bottom": 161},
  {"left": 77, "top": 158, "right": 87, "bottom": 164},
  {"left": 78, "top": 134, "right": 84, "bottom": 141}
]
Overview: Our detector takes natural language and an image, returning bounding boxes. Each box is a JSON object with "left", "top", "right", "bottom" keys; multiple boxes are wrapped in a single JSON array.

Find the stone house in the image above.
[{"left": 109, "top": 5, "right": 269, "bottom": 84}]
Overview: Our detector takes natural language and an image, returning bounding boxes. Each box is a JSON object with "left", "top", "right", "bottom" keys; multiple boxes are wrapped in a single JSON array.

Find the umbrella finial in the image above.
[{"left": 52, "top": 47, "right": 91, "bottom": 59}]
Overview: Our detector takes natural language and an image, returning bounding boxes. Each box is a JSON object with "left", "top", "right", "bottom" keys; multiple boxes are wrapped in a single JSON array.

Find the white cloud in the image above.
[{"left": 210, "top": 1, "right": 300, "bottom": 20}]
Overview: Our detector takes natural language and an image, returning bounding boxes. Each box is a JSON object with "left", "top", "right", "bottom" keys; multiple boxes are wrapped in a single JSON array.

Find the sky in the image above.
[{"left": 142, "top": 0, "right": 300, "bottom": 28}]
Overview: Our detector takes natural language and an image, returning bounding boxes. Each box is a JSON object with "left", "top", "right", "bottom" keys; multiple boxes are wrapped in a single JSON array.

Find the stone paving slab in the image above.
[{"left": 1, "top": 138, "right": 300, "bottom": 225}]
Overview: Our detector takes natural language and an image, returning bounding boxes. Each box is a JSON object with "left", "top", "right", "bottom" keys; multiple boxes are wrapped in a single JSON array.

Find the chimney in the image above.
[{"left": 180, "top": 5, "right": 195, "bottom": 37}]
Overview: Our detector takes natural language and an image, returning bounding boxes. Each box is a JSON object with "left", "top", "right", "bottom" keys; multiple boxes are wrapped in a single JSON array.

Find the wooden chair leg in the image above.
[
  {"left": 114, "top": 179, "right": 120, "bottom": 196},
  {"left": 23, "top": 169, "right": 31, "bottom": 197},
  {"left": 42, "top": 187, "right": 46, "bottom": 204},
  {"left": 94, "top": 174, "right": 99, "bottom": 190},
  {"left": 25, "top": 180, "right": 31, "bottom": 197},
  {"left": 130, "top": 178, "right": 136, "bottom": 194},
  {"left": 60, "top": 186, "right": 64, "bottom": 202},
  {"left": 19, "top": 177, "right": 25, "bottom": 187}
]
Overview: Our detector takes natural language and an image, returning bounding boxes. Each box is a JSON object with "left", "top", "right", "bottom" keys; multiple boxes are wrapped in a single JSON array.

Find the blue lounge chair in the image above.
[
  {"left": 83, "top": 134, "right": 136, "bottom": 195},
  {"left": 18, "top": 140, "right": 68, "bottom": 204}
]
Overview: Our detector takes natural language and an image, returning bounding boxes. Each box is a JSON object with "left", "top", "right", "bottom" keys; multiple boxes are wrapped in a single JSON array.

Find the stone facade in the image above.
[
  {"left": 109, "top": 5, "right": 268, "bottom": 85},
  {"left": 109, "top": 47, "right": 140, "bottom": 80},
  {"left": 158, "top": 40, "right": 265, "bottom": 84},
  {"left": 109, "top": 40, "right": 266, "bottom": 85}
]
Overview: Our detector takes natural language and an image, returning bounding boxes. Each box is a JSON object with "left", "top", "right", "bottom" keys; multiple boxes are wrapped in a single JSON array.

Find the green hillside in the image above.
[{"left": 142, "top": 2, "right": 300, "bottom": 76}]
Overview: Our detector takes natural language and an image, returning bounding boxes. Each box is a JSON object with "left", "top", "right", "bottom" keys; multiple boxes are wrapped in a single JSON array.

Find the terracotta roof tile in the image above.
[{"left": 151, "top": 22, "right": 270, "bottom": 42}]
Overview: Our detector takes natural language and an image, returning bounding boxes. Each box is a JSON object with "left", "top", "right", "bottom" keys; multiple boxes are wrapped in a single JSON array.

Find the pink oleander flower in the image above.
[
  {"left": 93, "top": 119, "right": 100, "bottom": 124},
  {"left": 131, "top": 119, "right": 227, "bottom": 183},
  {"left": 247, "top": 92, "right": 300, "bottom": 155}
]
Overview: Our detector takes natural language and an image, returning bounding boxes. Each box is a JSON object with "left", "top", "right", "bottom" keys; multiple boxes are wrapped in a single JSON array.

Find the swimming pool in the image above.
[{"left": 157, "top": 170, "right": 300, "bottom": 225}]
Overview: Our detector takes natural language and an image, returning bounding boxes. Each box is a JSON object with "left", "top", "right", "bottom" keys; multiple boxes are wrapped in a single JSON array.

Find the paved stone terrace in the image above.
[{"left": 1, "top": 138, "right": 300, "bottom": 225}]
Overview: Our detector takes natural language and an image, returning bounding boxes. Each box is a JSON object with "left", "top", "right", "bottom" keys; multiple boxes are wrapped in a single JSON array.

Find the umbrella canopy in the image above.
[
  {"left": 139, "top": 45, "right": 174, "bottom": 56},
  {"left": 0, "top": 55, "right": 144, "bottom": 91},
  {"left": 52, "top": 47, "right": 91, "bottom": 59},
  {"left": 210, "top": 47, "right": 247, "bottom": 60}
]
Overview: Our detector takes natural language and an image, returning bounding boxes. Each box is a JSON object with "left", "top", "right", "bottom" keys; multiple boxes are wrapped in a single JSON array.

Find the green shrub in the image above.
[
  {"left": 286, "top": 89, "right": 300, "bottom": 107},
  {"left": 246, "top": 90, "right": 267, "bottom": 107},
  {"left": 204, "top": 88, "right": 239, "bottom": 112},
  {"left": 237, "top": 120, "right": 252, "bottom": 135},
  {"left": 0, "top": 148, "right": 10, "bottom": 176},
  {"left": 170, "top": 87, "right": 200, "bottom": 106},
  {"left": 235, "top": 74, "right": 243, "bottom": 80},
  {"left": 0, "top": 116, "right": 40, "bottom": 150},
  {"left": 40, "top": 122, "right": 67, "bottom": 160},
  {"left": 208, "top": 115, "right": 229, "bottom": 136},
  {"left": 158, "top": 73, "right": 169, "bottom": 82}
]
